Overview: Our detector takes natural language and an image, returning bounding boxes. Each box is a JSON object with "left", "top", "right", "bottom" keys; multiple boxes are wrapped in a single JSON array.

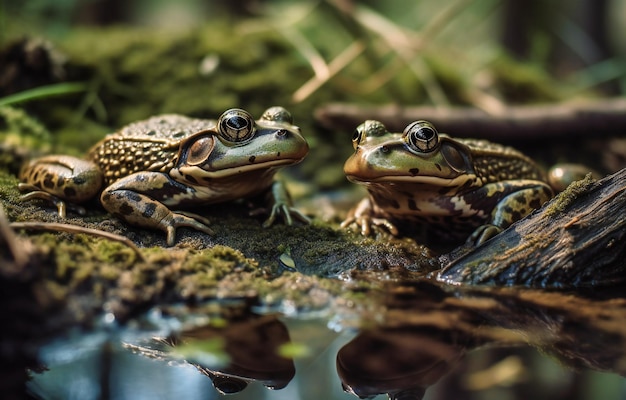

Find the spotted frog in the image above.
[
  {"left": 341, "top": 120, "right": 554, "bottom": 245},
  {"left": 19, "top": 107, "right": 309, "bottom": 245}
]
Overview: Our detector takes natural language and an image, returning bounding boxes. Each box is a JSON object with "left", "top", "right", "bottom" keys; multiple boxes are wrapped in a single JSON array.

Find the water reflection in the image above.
[
  {"left": 337, "top": 281, "right": 626, "bottom": 399},
  {"left": 139, "top": 312, "right": 296, "bottom": 393},
  {"left": 27, "top": 281, "right": 626, "bottom": 399},
  {"left": 338, "top": 326, "right": 466, "bottom": 399}
]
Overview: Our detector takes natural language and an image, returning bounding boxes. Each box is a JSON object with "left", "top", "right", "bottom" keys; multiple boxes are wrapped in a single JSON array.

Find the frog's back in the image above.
[
  {"left": 88, "top": 115, "right": 217, "bottom": 184},
  {"left": 115, "top": 114, "right": 217, "bottom": 140},
  {"left": 457, "top": 137, "right": 547, "bottom": 184}
]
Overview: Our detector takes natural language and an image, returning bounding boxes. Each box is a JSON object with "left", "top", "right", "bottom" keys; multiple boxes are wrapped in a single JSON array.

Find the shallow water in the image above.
[{"left": 26, "top": 280, "right": 626, "bottom": 400}]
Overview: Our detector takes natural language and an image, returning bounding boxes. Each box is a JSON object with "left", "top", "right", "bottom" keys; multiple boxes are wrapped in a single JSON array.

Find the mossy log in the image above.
[
  {"left": 315, "top": 98, "right": 626, "bottom": 139},
  {"left": 437, "top": 168, "right": 626, "bottom": 287}
]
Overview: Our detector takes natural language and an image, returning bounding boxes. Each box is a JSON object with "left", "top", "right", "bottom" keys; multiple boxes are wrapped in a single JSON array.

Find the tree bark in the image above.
[{"left": 437, "top": 168, "right": 626, "bottom": 287}]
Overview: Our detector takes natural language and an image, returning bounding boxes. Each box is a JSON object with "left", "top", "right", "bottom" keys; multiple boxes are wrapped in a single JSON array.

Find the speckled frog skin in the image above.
[
  {"left": 342, "top": 120, "right": 553, "bottom": 245},
  {"left": 19, "top": 107, "right": 309, "bottom": 245}
]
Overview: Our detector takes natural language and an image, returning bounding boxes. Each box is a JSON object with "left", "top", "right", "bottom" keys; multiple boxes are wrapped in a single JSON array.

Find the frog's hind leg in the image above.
[
  {"left": 489, "top": 183, "right": 553, "bottom": 229},
  {"left": 100, "top": 172, "right": 214, "bottom": 246},
  {"left": 469, "top": 182, "right": 553, "bottom": 245},
  {"left": 18, "top": 156, "right": 102, "bottom": 217}
]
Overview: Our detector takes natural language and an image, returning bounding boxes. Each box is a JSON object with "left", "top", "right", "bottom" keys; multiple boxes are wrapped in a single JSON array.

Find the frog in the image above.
[
  {"left": 341, "top": 119, "right": 554, "bottom": 246},
  {"left": 18, "top": 107, "right": 310, "bottom": 246}
]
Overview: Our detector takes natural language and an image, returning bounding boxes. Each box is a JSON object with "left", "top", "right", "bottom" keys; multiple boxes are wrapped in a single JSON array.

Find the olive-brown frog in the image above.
[
  {"left": 341, "top": 120, "right": 554, "bottom": 245},
  {"left": 19, "top": 107, "right": 309, "bottom": 245}
]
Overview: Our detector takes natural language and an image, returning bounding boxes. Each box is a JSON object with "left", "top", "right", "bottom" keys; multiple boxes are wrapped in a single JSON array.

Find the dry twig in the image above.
[{"left": 9, "top": 221, "right": 145, "bottom": 262}]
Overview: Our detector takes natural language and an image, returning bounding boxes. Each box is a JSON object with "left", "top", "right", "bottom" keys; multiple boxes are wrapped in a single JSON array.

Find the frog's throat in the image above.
[
  {"left": 346, "top": 173, "right": 479, "bottom": 187},
  {"left": 180, "top": 158, "right": 301, "bottom": 179}
]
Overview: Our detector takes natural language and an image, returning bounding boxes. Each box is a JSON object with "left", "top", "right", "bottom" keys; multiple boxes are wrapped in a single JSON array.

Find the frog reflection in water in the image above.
[
  {"left": 342, "top": 120, "right": 554, "bottom": 245},
  {"left": 19, "top": 107, "right": 310, "bottom": 245}
]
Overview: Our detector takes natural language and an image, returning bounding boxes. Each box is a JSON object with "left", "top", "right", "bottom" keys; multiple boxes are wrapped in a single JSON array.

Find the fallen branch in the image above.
[
  {"left": 314, "top": 98, "right": 626, "bottom": 139},
  {"left": 437, "top": 168, "right": 626, "bottom": 287}
]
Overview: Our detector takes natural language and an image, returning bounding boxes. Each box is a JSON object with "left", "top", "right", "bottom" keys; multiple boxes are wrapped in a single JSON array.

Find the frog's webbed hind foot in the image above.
[{"left": 18, "top": 183, "right": 86, "bottom": 218}]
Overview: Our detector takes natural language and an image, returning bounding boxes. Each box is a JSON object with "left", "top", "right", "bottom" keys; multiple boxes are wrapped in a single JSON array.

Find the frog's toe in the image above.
[
  {"left": 165, "top": 226, "right": 177, "bottom": 247},
  {"left": 20, "top": 190, "right": 68, "bottom": 218},
  {"left": 371, "top": 217, "right": 399, "bottom": 236},
  {"left": 339, "top": 216, "right": 356, "bottom": 230},
  {"left": 262, "top": 204, "right": 288, "bottom": 227},
  {"left": 468, "top": 224, "right": 502, "bottom": 246},
  {"left": 342, "top": 215, "right": 398, "bottom": 237},
  {"left": 289, "top": 208, "right": 311, "bottom": 224},
  {"left": 261, "top": 204, "right": 310, "bottom": 228},
  {"left": 340, "top": 215, "right": 368, "bottom": 235},
  {"left": 166, "top": 212, "right": 214, "bottom": 245},
  {"left": 358, "top": 217, "right": 372, "bottom": 236},
  {"left": 175, "top": 211, "right": 211, "bottom": 227}
]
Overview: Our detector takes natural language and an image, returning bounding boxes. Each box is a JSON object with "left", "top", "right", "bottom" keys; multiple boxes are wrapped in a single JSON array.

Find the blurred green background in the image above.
[{"left": 1, "top": 0, "right": 625, "bottom": 187}]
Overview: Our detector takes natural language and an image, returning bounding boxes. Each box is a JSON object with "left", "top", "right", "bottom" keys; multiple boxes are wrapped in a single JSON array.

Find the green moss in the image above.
[
  {"left": 0, "top": 172, "right": 21, "bottom": 203},
  {"left": 544, "top": 174, "right": 595, "bottom": 217},
  {"left": 0, "top": 106, "right": 51, "bottom": 149},
  {"left": 94, "top": 239, "right": 140, "bottom": 268},
  {"left": 193, "top": 245, "right": 256, "bottom": 270},
  {"left": 0, "top": 106, "right": 52, "bottom": 172}
]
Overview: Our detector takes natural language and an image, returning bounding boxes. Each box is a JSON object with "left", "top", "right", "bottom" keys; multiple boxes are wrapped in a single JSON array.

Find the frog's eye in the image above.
[
  {"left": 261, "top": 106, "right": 293, "bottom": 125},
  {"left": 218, "top": 109, "right": 255, "bottom": 143},
  {"left": 351, "top": 126, "right": 364, "bottom": 149},
  {"left": 404, "top": 120, "right": 439, "bottom": 153},
  {"left": 352, "top": 120, "right": 386, "bottom": 149}
]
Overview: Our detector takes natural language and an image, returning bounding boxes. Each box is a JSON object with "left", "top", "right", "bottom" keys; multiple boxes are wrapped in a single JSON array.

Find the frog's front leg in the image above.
[
  {"left": 340, "top": 197, "right": 399, "bottom": 236},
  {"left": 469, "top": 182, "right": 553, "bottom": 245},
  {"left": 100, "top": 172, "right": 213, "bottom": 246},
  {"left": 258, "top": 181, "right": 311, "bottom": 227}
]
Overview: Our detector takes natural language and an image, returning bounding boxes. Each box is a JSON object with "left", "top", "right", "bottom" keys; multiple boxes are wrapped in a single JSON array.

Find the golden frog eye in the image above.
[
  {"left": 404, "top": 120, "right": 439, "bottom": 153},
  {"left": 260, "top": 106, "right": 293, "bottom": 125},
  {"left": 218, "top": 108, "right": 255, "bottom": 143}
]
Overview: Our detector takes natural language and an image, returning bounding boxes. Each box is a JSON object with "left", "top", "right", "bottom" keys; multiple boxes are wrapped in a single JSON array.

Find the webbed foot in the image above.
[
  {"left": 340, "top": 197, "right": 399, "bottom": 236},
  {"left": 251, "top": 181, "right": 310, "bottom": 227}
]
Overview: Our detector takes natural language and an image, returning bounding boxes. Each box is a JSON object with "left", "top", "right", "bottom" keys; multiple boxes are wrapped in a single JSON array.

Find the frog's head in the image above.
[
  {"left": 344, "top": 120, "right": 475, "bottom": 187},
  {"left": 177, "top": 107, "right": 308, "bottom": 179}
]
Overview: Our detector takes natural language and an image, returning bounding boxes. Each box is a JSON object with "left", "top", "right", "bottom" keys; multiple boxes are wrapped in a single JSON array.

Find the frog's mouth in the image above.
[
  {"left": 179, "top": 158, "right": 302, "bottom": 179},
  {"left": 213, "top": 158, "right": 302, "bottom": 177},
  {"left": 346, "top": 173, "right": 478, "bottom": 188}
]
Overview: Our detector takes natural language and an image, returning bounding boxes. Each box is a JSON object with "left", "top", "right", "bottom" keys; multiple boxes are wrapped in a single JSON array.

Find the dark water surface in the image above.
[{"left": 27, "top": 281, "right": 626, "bottom": 400}]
